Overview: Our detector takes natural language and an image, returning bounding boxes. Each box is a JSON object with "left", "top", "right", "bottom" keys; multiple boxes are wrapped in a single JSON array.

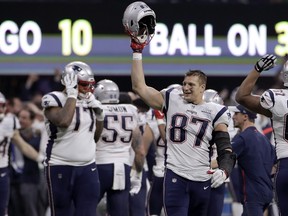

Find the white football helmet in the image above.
[
  {"left": 0, "top": 92, "right": 6, "bottom": 120},
  {"left": 122, "top": 1, "right": 156, "bottom": 44},
  {"left": 282, "top": 60, "right": 288, "bottom": 87},
  {"left": 94, "top": 79, "right": 119, "bottom": 104},
  {"left": 203, "top": 89, "right": 224, "bottom": 105},
  {"left": 61, "top": 61, "right": 95, "bottom": 98}
]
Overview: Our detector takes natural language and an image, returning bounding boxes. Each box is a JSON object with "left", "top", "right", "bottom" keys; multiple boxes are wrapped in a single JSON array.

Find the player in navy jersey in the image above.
[
  {"left": 41, "top": 61, "right": 104, "bottom": 216},
  {"left": 229, "top": 105, "right": 275, "bottom": 215},
  {"left": 93, "top": 79, "right": 143, "bottom": 216},
  {"left": 234, "top": 54, "right": 288, "bottom": 215},
  {"left": 0, "top": 92, "right": 43, "bottom": 216},
  {"left": 122, "top": 2, "right": 236, "bottom": 215}
]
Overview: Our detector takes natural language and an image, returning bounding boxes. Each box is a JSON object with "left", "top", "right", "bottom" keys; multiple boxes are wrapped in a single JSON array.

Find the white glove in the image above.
[
  {"left": 254, "top": 54, "right": 277, "bottom": 73},
  {"left": 86, "top": 93, "right": 104, "bottom": 121},
  {"left": 209, "top": 169, "right": 227, "bottom": 188},
  {"left": 62, "top": 72, "right": 78, "bottom": 99},
  {"left": 130, "top": 169, "right": 142, "bottom": 196}
]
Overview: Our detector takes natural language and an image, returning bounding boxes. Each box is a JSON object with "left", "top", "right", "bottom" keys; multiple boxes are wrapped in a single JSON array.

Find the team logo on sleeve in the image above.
[
  {"left": 227, "top": 112, "right": 231, "bottom": 119},
  {"left": 261, "top": 96, "right": 265, "bottom": 102},
  {"left": 42, "top": 100, "right": 50, "bottom": 108}
]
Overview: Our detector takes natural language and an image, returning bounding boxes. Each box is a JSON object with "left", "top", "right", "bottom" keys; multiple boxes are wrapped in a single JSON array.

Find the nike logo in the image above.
[
  {"left": 0, "top": 173, "right": 6, "bottom": 177},
  {"left": 91, "top": 168, "right": 97, "bottom": 171},
  {"left": 204, "top": 186, "right": 209, "bottom": 190}
]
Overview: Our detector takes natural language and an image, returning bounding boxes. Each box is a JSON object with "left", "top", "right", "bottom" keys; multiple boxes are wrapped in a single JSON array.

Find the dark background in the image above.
[{"left": 0, "top": 0, "right": 286, "bottom": 99}]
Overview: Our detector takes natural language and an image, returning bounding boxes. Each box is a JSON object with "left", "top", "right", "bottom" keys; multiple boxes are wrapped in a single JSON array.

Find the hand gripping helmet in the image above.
[
  {"left": 203, "top": 89, "right": 224, "bottom": 105},
  {"left": 122, "top": 1, "right": 156, "bottom": 44},
  {"left": 94, "top": 79, "right": 119, "bottom": 104},
  {"left": 61, "top": 61, "right": 95, "bottom": 97},
  {"left": 282, "top": 60, "right": 288, "bottom": 87},
  {"left": 0, "top": 92, "right": 6, "bottom": 120}
]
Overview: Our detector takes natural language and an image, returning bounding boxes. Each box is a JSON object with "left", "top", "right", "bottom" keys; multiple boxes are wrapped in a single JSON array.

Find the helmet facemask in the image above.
[
  {"left": 78, "top": 80, "right": 95, "bottom": 99},
  {"left": 133, "top": 15, "right": 155, "bottom": 45}
]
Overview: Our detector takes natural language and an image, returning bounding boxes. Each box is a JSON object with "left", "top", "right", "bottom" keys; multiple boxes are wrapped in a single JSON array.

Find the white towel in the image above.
[{"left": 112, "top": 163, "right": 125, "bottom": 190}]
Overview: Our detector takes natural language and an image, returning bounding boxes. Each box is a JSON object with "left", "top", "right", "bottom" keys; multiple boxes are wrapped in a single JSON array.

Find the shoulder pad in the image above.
[{"left": 41, "top": 91, "right": 66, "bottom": 108}]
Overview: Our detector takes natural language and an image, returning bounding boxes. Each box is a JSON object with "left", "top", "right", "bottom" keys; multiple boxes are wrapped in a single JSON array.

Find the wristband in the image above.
[
  {"left": 66, "top": 88, "right": 78, "bottom": 99},
  {"left": 133, "top": 53, "right": 142, "bottom": 60}
]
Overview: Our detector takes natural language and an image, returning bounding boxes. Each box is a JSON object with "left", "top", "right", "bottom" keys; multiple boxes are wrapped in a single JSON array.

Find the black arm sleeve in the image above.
[{"left": 213, "top": 131, "right": 236, "bottom": 177}]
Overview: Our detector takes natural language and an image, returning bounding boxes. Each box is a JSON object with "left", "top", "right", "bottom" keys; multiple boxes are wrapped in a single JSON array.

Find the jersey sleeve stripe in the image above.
[
  {"left": 213, "top": 106, "right": 228, "bottom": 127},
  {"left": 49, "top": 93, "right": 63, "bottom": 107},
  {"left": 165, "top": 89, "right": 172, "bottom": 112},
  {"left": 267, "top": 90, "right": 275, "bottom": 107}
]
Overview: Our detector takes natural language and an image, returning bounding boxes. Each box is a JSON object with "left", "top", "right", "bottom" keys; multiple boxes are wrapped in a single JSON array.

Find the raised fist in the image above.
[{"left": 254, "top": 54, "right": 277, "bottom": 73}]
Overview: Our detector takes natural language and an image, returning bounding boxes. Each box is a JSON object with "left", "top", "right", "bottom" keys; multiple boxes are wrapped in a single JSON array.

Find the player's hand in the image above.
[
  {"left": 154, "top": 109, "right": 165, "bottom": 125},
  {"left": 254, "top": 54, "right": 277, "bottom": 73},
  {"left": 208, "top": 169, "right": 227, "bottom": 188},
  {"left": 130, "top": 169, "right": 142, "bottom": 196},
  {"left": 86, "top": 93, "right": 101, "bottom": 108},
  {"left": 62, "top": 72, "right": 78, "bottom": 99},
  {"left": 86, "top": 93, "right": 104, "bottom": 121},
  {"left": 130, "top": 39, "right": 146, "bottom": 53}
]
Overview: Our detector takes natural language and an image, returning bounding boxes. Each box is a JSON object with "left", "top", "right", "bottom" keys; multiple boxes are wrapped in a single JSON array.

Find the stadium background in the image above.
[{"left": 0, "top": 1, "right": 287, "bottom": 99}]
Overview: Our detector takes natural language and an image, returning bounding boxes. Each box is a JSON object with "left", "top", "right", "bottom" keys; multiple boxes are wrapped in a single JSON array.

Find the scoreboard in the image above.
[{"left": 0, "top": 2, "right": 287, "bottom": 76}]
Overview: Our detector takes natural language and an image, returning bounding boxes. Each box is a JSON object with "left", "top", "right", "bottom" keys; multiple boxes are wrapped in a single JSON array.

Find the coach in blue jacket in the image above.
[{"left": 229, "top": 105, "right": 276, "bottom": 216}]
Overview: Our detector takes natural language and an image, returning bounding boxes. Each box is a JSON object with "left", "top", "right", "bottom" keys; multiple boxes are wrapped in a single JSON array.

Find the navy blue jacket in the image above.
[{"left": 231, "top": 126, "right": 276, "bottom": 204}]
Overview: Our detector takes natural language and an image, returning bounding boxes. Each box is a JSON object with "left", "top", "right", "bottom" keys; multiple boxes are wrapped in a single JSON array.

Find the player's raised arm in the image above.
[
  {"left": 43, "top": 67, "right": 78, "bottom": 128},
  {"left": 236, "top": 54, "right": 277, "bottom": 117},
  {"left": 122, "top": 1, "right": 163, "bottom": 110}
]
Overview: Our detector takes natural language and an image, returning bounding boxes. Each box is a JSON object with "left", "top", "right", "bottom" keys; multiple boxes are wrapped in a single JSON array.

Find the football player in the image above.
[
  {"left": 235, "top": 54, "right": 288, "bottom": 215},
  {"left": 94, "top": 79, "right": 143, "bottom": 216},
  {"left": 41, "top": 61, "right": 104, "bottom": 216},
  {"left": 0, "top": 92, "right": 43, "bottom": 216},
  {"left": 123, "top": 2, "right": 236, "bottom": 214}
]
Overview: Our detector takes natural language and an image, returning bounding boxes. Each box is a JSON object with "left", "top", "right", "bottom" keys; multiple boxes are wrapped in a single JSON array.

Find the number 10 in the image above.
[{"left": 59, "top": 19, "right": 92, "bottom": 56}]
